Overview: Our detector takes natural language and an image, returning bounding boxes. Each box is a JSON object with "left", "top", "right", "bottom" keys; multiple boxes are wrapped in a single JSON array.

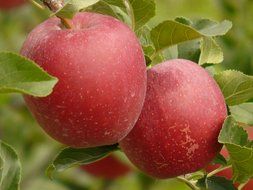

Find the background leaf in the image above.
[
  {"left": 88, "top": 1, "right": 123, "bottom": 20},
  {"left": 46, "top": 144, "right": 119, "bottom": 179},
  {"left": 230, "top": 103, "right": 253, "bottom": 125},
  {"left": 150, "top": 20, "right": 202, "bottom": 51},
  {"left": 199, "top": 37, "right": 223, "bottom": 65},
  {"left": 212, "top": 153, "right": 228, "bottom": 166},
  {"left": 88, "top": 0, "right": 129, "bottom": 22},
  {"left": 103, "top": 0, "right": 126, "bottom": 7},
  {"left": 193, "top": 19, "right": 232, "bottom": 36},
  {"left": 178, "top": 39, "right": 200, "bottom": 63},
  {"left": 55, "top": 0, "right": 100, "bottom": 18},
  {"left": 127, "top": 0, "right": 156, "bottom": 31},
  {"left": 176, "top": 18, "right": 231, "bottom": 64},
  {"left": 175, "top": 17, "right": 192, "bottom": 26},
  {"left": 218, "top": 116, "right": 253, "bottom": 183},
  {"left": 214, "top": 70, "right": 253, "bottom": 106},
  {"left": 0, "top": 52, "right": 58, "bottom": 97},
  {"left": 197, "top": 176, "right": 236, "bottom": 190},
  {"left": 0, "top": 141, "right": 21, "bottom": 190}
]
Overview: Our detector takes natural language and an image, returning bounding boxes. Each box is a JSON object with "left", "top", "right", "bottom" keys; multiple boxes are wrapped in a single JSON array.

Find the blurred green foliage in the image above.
[{"left": 0, "top": 0, "right": 253, "bottom": 189}]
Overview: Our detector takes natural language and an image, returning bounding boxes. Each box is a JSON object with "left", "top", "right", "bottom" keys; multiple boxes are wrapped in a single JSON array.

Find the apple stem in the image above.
[
  {"left": 206, "top": 165, "right": 232, "bottom": 178},
  {"left": 177, "top": 176, "right": 200, "bottom": 190},
  {"left": 59, "top": 18, "right": 74, "bottom": 29},
  {"left": 40, "top": 0, "right": 74, "bottom": 29},
  {"left": 238, "top": 181, "right": 248, "bottom": 190}
]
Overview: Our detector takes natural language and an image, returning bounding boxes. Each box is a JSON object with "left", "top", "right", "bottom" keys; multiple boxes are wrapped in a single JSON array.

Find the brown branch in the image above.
[{"left": 42, "top": 0, "right": 64, "bottom": 12}]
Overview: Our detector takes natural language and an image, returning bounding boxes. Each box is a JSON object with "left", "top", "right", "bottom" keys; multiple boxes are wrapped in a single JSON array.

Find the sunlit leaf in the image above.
[
  {"left": 214, "top": 70, "right": 253, "bottom": 106},
  {"left": 193, "top": 19, "right": 232, "bottom": 37},
  {"left": 230, "top": 103, "right": 253, "bottom": 126},
  {"left": 218, "top": 116, "right": 253, "bottom": 183},
  {"left": 0, "top": 52, "right": 58, "bottom": 97},
  {"left": 127, "top": 0, "right": 156, "bottom": 30},
  {"left": 55, "top": 0, "right": 100, "bottom": 18},
  {"left": 199, "top": 37, "right": 223, "bottom": 65},
  {"left": 151, "top": 20, "right": 202, "bottom": 51}
]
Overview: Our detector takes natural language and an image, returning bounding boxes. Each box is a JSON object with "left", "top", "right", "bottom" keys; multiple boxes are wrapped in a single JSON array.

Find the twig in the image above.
[
  {"left": 207, "top": 165, "right": 232, "bottom": 178},
  {"left": 238, "top": 181, "right": 248, "bottom": 190},
  {"left": 177, "top": 176, "right": 200, "bottom": 190}
]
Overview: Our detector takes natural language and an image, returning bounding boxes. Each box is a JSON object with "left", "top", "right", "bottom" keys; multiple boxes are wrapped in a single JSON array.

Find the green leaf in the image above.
[
  {"left": 138, "top": 22, "right": 183, "bottom": 65},
  {"left": 136, "top": 25, "right": 153, "bottom": 47},
  {"left": 0, "top": 156, "right": 3, "bottom": 183},
  {"left": 88, "top": 1, "right": 122, "bottom": 20},
  {"left": 175, "top": 18, "right": 201, "bottom": 63},
  {"left": 135, "top": 26, "right": 160, "bottom": 65},
  {"left": 126, "top": 0, "right": 156, "bottom": 31},
  {"left": 218, "top": 116, "right": 253, "bottom": 183},
  {"left": 55, "top": 0, "right": 100, "bottom": 18},
  {"left": 175, "top": 17, "right": 193, "bottom": 26},
  {"left": 178, "top": 39, "right": 200, "bottom": 63},
  {"left": 212, "top": 153, "right": 228, "bottom": 166},
  {"left": 103, "top": 0, "right": 126, "bottom": 7},
  {"left": 0, "top": 141, "right": 21, "bottom": 190},
  {"left": 197, "top": 176, "right": 236, "bottom": 190},
  {"left": 150, "top": 20, "right": 202, "bottom": 52},
  {"left": 87, "top": 0, "right": 156, "bottom": 31},
  {"left": 230, "top": 103, "right": 253, "bottom": 125},
  {"left": 46, "top": 144, "right": 119, "bottom": 179},
  {"left": 199, "top": 37, "right": 223, "bottom": 65},
  {"left": 214, "top": 70, "right": 253, "bottom": 106},
  {"left": 162, "top": 46, "right": 178, "bottom": 60},
  {"left": 0, "top": 52, "right": 58, "bottom": 97},
  {"left": 88, "top": 0, "right": 128, "bottom": 22},
  {"left": 193, "top": 19, "right": 232, "bottom": 37},
  {"left": 175, "top": 18, "right": 231, "bottom": 64}
]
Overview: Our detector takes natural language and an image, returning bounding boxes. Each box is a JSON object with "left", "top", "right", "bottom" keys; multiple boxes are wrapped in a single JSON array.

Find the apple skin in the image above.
[
  {"left": 81, "top": 155, "right": 131, "bottom": 179},
  {"left": 119, "top": 59, "right": 227, "bottom": 179},
  {"left": 21, "top": 12, "right": 147, "bottom": 148},
  {"left": 0, "top": 0, "right": 25, "bottom": 10},
  {"left": 206, "top": 127, "right": 253, "bottom": 190}
]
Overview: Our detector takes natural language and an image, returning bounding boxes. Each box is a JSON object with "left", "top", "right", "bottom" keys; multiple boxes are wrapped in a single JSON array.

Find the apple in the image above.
[
  {"left": 21, "top": 12, "right": 147, "bottom": 148},
  {"left": 206, "top": 127, "right": 253, "bottom": 190},
  {"left": 0, "top": 0, "right": 25, "bottom": 10},
  {"left": 120, "top": 59, "right": 227, "bottom": 179},
  {"left": 81, "top": 155, "right": 131, "bottom": 179}
]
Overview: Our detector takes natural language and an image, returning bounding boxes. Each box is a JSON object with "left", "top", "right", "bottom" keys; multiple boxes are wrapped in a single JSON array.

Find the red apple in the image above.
[
  {"left": 21, "top": 12, "right": 147, "bottom": 148},
  {"left": 120, "top": 59, "right": 227, "bottom": 179},
  {"left": 81, "top": 155, "right": 131, "bottom": 179},
  {"left": 206, "top": 127, "right": 253, "bottom": 190},
  {"left": 0, "top": 0, "right": 25, "bottom": 10},
  {"left": 243, "top": 181, "right": 253, "bottom": 190}
]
